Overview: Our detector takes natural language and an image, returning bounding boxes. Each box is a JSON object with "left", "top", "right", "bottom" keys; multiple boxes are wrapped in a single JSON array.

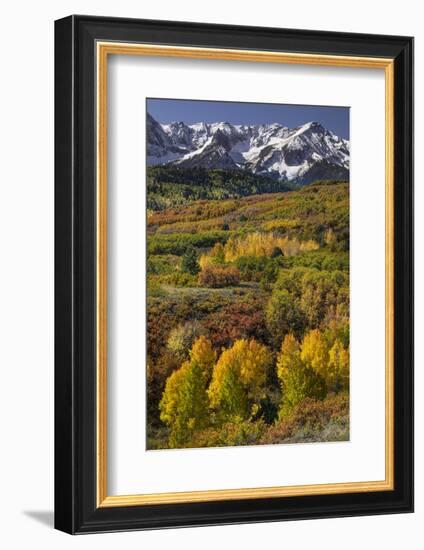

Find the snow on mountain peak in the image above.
[{"left": 147, "top": 113, "right": 349, "bottom": 184}]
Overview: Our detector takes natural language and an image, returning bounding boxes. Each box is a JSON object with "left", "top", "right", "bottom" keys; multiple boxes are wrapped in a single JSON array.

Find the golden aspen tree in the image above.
[
  {"left": 328, "top": 339, "right": 349, "bottom": 392},
  {"left": 276, "top": 334, "right": 326, "bottom": 417},
  {"left": 223, "top": 232, "right": 319, "bottom": 262},
  {"left": 210, "top": 242, "right": 226, "bottom": 264},
  {"left": 208, "top": 339, "right": 272, "bottom": 421},
  {"left": 300, "top": 329, "right": 330, "bottom": 380},
  {"left": 190, "top": 335, "right": 217, "bottom": 373},
  {"left": 159, "top": 336, "right": 216, "bottom": 448},
  {"left": 276, "top": 334, "right": 302, "bottom": 381},
  {"left": 199, "top": 242, "right": 226, "bottom": 270}
]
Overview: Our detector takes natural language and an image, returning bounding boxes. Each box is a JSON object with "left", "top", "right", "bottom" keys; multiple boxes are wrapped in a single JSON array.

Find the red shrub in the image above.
[
  {"left": 198, "top": 265, "right": 241, "bottom": 288},
  {"left": 203, "top": 301, "right": 267, "bottom": 349}
]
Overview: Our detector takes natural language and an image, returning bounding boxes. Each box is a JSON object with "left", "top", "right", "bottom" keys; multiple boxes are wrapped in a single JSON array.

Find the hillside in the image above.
[
  {"left": 146, "top": 181, "right": 350, "bottom": 450},
  {"left": 146, "top": 166, "right": 295, "bottom": 210}
]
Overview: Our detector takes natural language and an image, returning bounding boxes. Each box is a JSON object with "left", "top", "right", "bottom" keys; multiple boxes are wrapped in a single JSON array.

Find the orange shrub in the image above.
[{"left": 198, "top": 265, "right": 241, "bottom": 288}]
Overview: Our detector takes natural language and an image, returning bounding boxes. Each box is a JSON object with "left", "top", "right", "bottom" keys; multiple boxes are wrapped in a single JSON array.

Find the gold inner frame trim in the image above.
[{"left": 96, "top": 41, "right": 395, "bottom": 508}]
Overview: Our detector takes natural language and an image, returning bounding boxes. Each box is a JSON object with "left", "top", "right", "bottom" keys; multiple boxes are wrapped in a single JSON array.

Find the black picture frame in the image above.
[{"left": 55, "top": 14, "right": 414, "bottom": 534}]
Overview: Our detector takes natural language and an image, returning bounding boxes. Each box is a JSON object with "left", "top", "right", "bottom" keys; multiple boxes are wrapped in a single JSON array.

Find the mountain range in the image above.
[{"left": 146, "top": 112, "right": 349, "bottom": 185}]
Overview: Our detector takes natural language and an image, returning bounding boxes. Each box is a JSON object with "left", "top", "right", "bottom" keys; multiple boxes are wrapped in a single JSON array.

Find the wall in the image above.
[{"left": 0, "top": 1, "right": 420, "bottom": 547}]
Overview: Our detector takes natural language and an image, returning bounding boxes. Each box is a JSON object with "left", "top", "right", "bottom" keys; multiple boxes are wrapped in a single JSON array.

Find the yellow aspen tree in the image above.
[
  {"left": 159, "top": 336, "right": 216, "bottom": 448},
  {"left": 223, "top": 232, "right": 317, "bottom": 262},
  {"left": 190, "top": 335, "right": 217, "bottom": 374},
  {"left": 276, "top": 334, "right": 326, "bottom": 417},
  {"left": 208, "top": 339, "right": 272, "bottom": 421},
  {"left": 300, "top": 329, "right": 330, "bottom": 380},
  {"left": 276, "top": 333, "right": 302, "bottom": 381},
  {"left": 328, "top": 339, "right": 349, "bottom": 392},
  {"left": 210, "top": 242, "right": 226, "bottom": 264}
]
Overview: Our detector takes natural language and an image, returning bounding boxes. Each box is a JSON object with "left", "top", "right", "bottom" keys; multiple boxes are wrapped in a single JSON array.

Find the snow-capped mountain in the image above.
[{"left": 147, "top": 113, "right": 349, "bottom": 184}]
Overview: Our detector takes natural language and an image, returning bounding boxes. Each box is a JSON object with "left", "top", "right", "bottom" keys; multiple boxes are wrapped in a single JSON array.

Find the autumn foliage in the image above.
[
  {"left": 158, "top": 329, "right": 348, "bottom": 448},
  {"left": 208, "top": 339, "right": 272, "bottom": 420},
  {"left": 159, "top": 336, "right": 216, "bottom": 448},
  {"left": 260, "top": 393, "right": 349, "bottom": 445},
  {"left": 198, "top": 264, "right": 241, "bottom": 288},
  {"left": 147, "top": 181, "right": 350, "bottom": 450},
  {"left": 223, "top": 232, "right": 319, "bottom": 262}
]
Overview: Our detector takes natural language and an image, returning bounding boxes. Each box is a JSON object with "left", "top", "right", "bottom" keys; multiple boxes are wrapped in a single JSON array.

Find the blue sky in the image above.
[{"left": 147, "top": 98, "right": 350, "bottom": 140}]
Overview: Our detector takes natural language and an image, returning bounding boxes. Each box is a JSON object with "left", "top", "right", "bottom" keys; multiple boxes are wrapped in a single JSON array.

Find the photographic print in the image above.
[
  {"left": 55, "top": 18, "right": 413, "bottom": 532},
  {"left": 146, "top": 98, "right": 350, "bottom": 451}
]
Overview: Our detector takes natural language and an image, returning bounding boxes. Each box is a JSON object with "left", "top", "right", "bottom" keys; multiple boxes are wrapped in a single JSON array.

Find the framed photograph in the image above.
[{"left": 54, "top": 15, "right": 413, "bottom": 534}]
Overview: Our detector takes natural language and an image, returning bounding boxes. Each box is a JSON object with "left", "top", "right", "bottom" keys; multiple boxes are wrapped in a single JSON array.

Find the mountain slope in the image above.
[
  {"left": 147, "top": 114, "right": 349, "bottom": 185},
  {"left": 146, "top": 166, "right": 294, "bottom": 210}
]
